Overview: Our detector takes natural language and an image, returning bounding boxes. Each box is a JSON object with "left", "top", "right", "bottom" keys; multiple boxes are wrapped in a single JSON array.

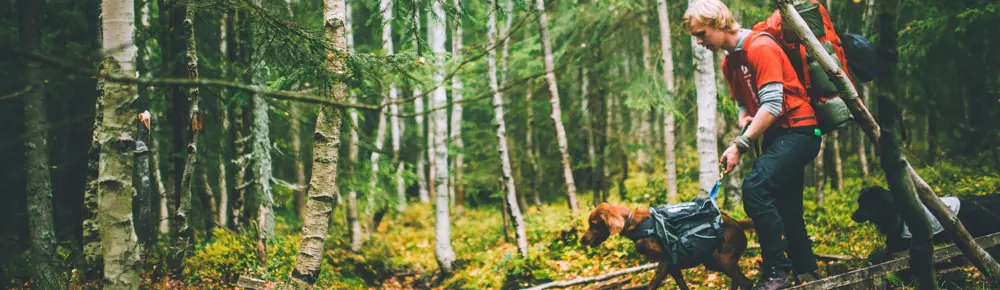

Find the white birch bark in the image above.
[
  {"left": 450, "top": 0, "right": 465, "bottom": 213},
  {"left": 690, "top": 3, "right": 719, "bottom": 195},
  {"left": 657, "top": 0, "right": 678, "bottom": 201},
  {"left": 292, "top": 0, "right": 346, "bottom": 283},
  {"left": 98, "top": 0, "right": 141, "bottom": 287},
  {"left": 535, "top": 0, "right": 578, "bottom": 213},
  {"left": 430, "top": 0, "right": 455, "bottom": 273},
  {"left": 489, "top": 0, "right": 528, "bottom": 257}
]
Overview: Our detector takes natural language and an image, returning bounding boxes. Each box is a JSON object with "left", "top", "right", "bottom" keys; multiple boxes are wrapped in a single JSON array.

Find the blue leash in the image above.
[{"left": 708, "top": 162, "right": 727, "bottom": 199}]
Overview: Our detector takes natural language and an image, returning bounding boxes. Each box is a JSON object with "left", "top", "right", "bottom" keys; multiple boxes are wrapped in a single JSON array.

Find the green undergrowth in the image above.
[{"left": 157, "top": 158, "right": 999, "bottom": 289}]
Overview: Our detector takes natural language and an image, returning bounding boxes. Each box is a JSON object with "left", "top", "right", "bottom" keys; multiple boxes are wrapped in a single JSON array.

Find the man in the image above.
[{"left": 683, "top": 1, "right": 822, "bottom": 289}]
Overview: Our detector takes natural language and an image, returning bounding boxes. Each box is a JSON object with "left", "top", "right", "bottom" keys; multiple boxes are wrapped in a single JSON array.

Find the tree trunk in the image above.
[
  {"left": 637, "top": 15, "right": 653, "bottom": 172},
  {"left": 488, "top": 1, "right": 528, "bottom": 255},
  {"left": 856, "top": 125, "right": 869, "bottom": 179},
  {"left": 879, "top": 98, "right": 936, "bottom": 289},
  {"left": 290, "top": 103, "right": 306, "bottom": 218},
  {"left": 368, "top": 101, "right": 388, "bottom": 232},
  {"left": 498, "top": 3, "right": 538, "bottom": 209},
  {"left": 347, "top": 95, "right": 362, "bottom": 251},
  {"left": 657, "top": 0, "right": 678, "bottom": 202},
  {"left": 779, "top": 0, "right": 1000, "bottom": 282},
  {"left": 815, "top": 136, "right": 826, "bottom": 205},
  {"left": 250, "top": 94, "right": 274, "bottom": 265},
  {"left": 451, "top": 0, "right": 465, "bottom": 214},
  {"left": 20, "top": 0, "right": 62, "bottom": 286},
  {"left": 345, "top": 0, "right": 362, "bottom": 252},
  {"left": 97, "top": 0, "right": 142, "bottom": 287},
  {"left": 581, "top": 68, "right": 598, "bottom": 205},
  {"left": 218, "top": 11, "right": 231, "bottom": 227},
  {"left": 691, "top": 11, "right": 718, "bottom": 195},
  {"left": 153, "top": 118, "right": 170, "bottom": 234},
  {"left": 429, "top": 0, "right": 456, "bottom": 274},
  {"left": 535, "top": 0, "right": 579, "bottom": 213},
  {"left": 381, "top": 0, "right": 404, "bottom": 212},
  {"left": 524, "top": 87, "right": 543, "bottom": 210},
  {"left": 412, "top": 8, "right": 426, "bottom": 203},
  {"left": 291, "top": 0, "right": 347, "bottom": 283},
  {"left": 135, "top": 111, "right": 156, "bottom": 259},
  {"left": 173, "top": 6, "right": 202, "bottom": 274},
  {"left": 832, "top": 131, "right": 843, "bottom": 192}
]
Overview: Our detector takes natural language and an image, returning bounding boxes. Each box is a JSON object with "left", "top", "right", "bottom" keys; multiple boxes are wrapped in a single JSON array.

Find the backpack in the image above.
[
  {"left": 839, "top": 32, "right": 878, "bottom": 83},
  {"left": 625, "top": 197, "right": 724, "bottom": 268}
]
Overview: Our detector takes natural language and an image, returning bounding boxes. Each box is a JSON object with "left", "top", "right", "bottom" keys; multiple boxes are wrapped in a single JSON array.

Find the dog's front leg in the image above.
[
  {"left": 648, "top": 263, "right": 671, "bottom": 290},
  {"left": 668, "top": 267, "right": 690, "bottom": 290}
]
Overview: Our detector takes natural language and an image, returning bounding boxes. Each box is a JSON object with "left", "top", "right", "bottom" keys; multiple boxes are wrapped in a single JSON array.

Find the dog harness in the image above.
[
  {"left": 622, "top": 197, "right": 725, "bottom": 268},
  {"left": 900, "top": 197, "right": 961, "bottom": 239}
]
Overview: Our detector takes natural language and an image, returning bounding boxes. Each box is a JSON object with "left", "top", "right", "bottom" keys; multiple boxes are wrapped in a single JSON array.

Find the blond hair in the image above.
[{"left": 683, "top": 0, "right": 741, "bottom": 33}]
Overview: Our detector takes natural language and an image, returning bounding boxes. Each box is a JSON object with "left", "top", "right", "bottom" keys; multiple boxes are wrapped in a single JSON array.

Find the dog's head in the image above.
[
  {"left": 853, "top": 186, "right": 905, "bottom": 235},
  {"left": 580, "top": 203, "right": 630, "bottom": 247}
]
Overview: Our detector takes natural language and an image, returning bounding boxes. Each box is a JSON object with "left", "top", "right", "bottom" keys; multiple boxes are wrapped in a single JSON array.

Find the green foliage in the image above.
[{"left": 182, "top": 229, "right": 299, "bottom": 285}]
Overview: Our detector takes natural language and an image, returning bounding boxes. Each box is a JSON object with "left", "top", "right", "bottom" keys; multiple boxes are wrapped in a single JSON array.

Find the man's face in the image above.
[{"left": 689, "top": 19, "right": 725, "bottom": 52}]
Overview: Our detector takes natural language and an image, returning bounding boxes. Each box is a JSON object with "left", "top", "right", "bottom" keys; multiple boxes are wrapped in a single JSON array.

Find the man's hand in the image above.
[
  {"left": 720, "top": 144, "right": 741, "bottom": 174},
  {"left": 737, "top": 116, "right": 753, "bottom": 129}
]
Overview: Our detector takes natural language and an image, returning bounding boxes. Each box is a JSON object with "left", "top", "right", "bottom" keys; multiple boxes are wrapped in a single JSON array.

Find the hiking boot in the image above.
[{"left": 754, "top": 268, "right": 792, "bottom": 290}]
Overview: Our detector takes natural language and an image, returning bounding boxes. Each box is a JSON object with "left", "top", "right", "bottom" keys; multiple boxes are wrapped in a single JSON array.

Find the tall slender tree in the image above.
[
  {"left": 292, "top": 0, "right": 347, "bottom": 283},
  {"left": 657, "top": 0, "right": 678, "bottom": 202},
  {"left": 450, "top": 0, "right": 466, "bottom": 214},
  {"left": 97, "top": 0, "right": 141, "bottom": 287},
  {"left": 488, "top": 0, "right": 528, "bottom": 257},
  {"left": 535, "top": 0, "right": 579, "bottom": 213},
  {"left": 691, "top": 0, "right": 719, "bottom": 195},
  {"left": 429, "top": 0, "right": 456, "bottom": 273},
  {"left": 345, "top": 0, "right": 363, "bottom": 252},
  {"left": 20, "top": 0, "right": 62, "bottom": 288},
  {"left": 381, "top": 0, "right": 405, "bottom": 211}
]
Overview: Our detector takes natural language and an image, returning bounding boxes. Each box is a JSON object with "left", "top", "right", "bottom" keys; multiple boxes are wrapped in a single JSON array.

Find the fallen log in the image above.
[
  {"left": 788, "top": 231, "right": 1000, "bottom": 290},
  {"left": 522, "top": 263, "right": 658, "bottom": 290},
  {"left": 236, "top": 275, "right": 272, "bottom": 290}
]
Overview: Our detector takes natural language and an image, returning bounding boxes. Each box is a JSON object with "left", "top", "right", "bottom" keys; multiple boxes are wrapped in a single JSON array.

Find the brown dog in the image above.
[{"left": 581, "top": 202, "right": 756, "bottom": 290}]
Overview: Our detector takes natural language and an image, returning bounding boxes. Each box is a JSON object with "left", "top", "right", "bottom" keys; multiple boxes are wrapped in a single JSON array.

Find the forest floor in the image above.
[{"left": 163, "top": 157, "right": 1000, "bottom": 290}]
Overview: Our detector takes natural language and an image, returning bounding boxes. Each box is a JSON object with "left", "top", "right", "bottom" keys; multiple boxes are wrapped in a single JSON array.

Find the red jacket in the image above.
[
  {"left": 723, "top": 31, "right": 818, "bottom": 129},
  {"left": 752, "top": 0, "right": 853, "bottom": 98}
]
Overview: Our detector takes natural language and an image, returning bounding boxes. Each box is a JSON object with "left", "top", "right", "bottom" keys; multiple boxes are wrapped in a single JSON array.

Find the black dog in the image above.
[{"left": 852, "top": 186, "right": 1000, "bottom": 259}]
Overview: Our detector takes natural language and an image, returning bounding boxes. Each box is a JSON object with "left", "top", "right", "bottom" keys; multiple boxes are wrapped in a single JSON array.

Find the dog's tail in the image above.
[{"left": 736, "top": 219, "right": 755, "bottom": 232}]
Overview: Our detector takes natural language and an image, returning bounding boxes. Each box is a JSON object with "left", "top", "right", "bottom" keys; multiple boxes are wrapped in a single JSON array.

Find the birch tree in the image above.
[
  {"left": 413, "top": 12, "right": 430, "bottom": 203},
  {"left": 535, "top": 0, "right": 579, "bottom": 213},
  {"left": 657, "top": 0, "right": 678, "bottom": 201},
  {"left": 429, "top": 0, "right": 456, "bottom": 273},
  {"left": 381, "top": 0, "right": 405, "bottom": 211},
  {"left": 450, "top": 0, "right": 465, "bottom": 213},
  {"left": 489, "top": 0, "right": 528, "bottom": 257},
  {"left": 345, "top": 0, "right": 362, "bottom": 252},
  {"left": 20, "top": 0, "right": 61, "bottom": 287},
  {"left": 97, "top": 0, "right": 141, "bottom": 287},
  {"left": 291, "top": 0, "right": 347, "bottom": 283},
  {"left": 498, "top": 0, "right": 540, "bottom": 209},
  {"left": 691, "top": 0, "right": 718, "bottom": 195}
]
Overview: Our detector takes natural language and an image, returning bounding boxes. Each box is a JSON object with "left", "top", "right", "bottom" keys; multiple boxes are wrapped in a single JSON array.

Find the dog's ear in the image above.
[{"left": 600, "top": 207, "right": 626, "bottom": 236}]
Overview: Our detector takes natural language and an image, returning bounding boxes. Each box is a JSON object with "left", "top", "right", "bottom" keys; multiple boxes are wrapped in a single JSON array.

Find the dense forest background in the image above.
[{"left": 1, "top": 0, "right": 998, "bottom": 288}]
